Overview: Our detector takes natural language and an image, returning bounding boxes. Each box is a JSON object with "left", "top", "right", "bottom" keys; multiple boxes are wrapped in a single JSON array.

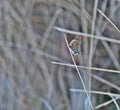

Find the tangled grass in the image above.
[{"left": 0, "top": 0, "right": 120, "bottom": 110}]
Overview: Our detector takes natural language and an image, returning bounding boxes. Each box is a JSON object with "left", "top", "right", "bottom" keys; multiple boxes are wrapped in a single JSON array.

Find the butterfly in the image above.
[{"left": 68, "top": 37, "right": 82, "bottom": 55}]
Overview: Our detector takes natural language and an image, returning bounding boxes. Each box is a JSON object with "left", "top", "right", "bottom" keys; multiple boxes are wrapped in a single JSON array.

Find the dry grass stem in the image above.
[
  {"left": 102, "top": 41, "right": 120, "bottom": 70},
  {"left": 64, "top": 35, "right": 94, "bottom": 110},
  {"left": 89, "top": 2, "right": 98, "bottom": 109},
  {"left": 97, "top": 9, "right": 120, "bottom": 33},
  {"left": 41, "top": 9, "right": 61, "bottom": 49},
  {"left": 54, "top": 26, "right": 120, "bottom": 44},
  {"left": 70, "top": 89, "right": 120, "bottom": 98},
  {"left": 94, "top": 97, "right": 120, "bottom": 109},
  {"left": 52, "top": 61, "right": 120, "bottom": 91},
  {"left": 108, "top": 92, "right": 120, "bottom": 110},
  {"left": 52, "top": 61, "right": 120, "bottom": 74}
]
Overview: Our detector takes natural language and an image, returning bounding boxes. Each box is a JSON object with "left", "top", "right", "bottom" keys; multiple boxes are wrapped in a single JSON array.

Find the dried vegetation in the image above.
[{"left": 0, "top": 0, "right": 120, "bottom": 110}]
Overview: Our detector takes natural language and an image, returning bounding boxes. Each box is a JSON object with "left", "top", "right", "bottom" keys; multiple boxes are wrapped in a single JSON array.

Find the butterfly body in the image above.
[{"left": 69, "top": 37, "right": 82, "bottom": 56}]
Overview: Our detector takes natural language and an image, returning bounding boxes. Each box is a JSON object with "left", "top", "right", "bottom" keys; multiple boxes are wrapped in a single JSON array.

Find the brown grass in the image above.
[{"left": 0, "top": 0, "right": 120, "bottom": 110}]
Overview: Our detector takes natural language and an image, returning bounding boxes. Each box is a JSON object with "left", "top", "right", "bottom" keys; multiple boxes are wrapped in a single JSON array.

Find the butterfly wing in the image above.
[{"left": 69, "top": 37, "right": 82, "bottom": 55}]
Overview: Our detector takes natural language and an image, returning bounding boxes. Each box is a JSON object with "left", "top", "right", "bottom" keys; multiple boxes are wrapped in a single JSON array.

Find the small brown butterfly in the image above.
[{"left": 69, "top": 37, "right": 82, "bottom": 55}]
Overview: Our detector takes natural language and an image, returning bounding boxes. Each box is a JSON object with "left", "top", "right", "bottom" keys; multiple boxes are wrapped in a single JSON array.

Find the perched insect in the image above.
[{"left": 69, "top": 37, "right": 82, "bottom": 55}]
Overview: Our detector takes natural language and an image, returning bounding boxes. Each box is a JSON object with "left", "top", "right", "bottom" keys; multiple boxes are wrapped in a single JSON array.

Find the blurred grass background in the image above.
[{"left": 0, "top": 0, "right": 120, "bottom": 110}]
